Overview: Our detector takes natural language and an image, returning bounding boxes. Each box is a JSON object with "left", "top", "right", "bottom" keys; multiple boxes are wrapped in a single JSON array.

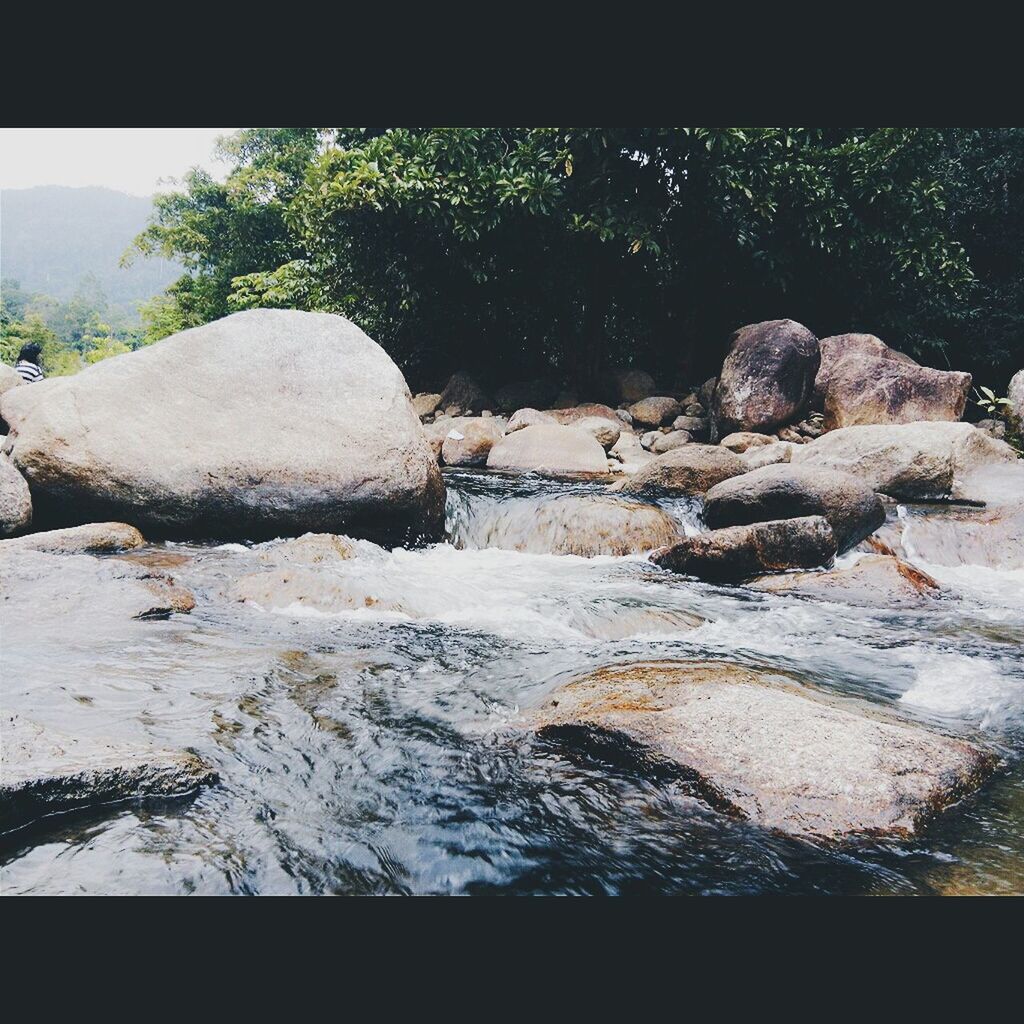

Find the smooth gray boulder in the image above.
[
  {"left": 486, "top": 424, "right": 609, "bottom": 477},
  {"left": 704, "top": 463, "right": 886, "bottom": 553},
  {"left": 533, "top": 660, "right": 993, "bottom": 840},
  {"left": 0, "top": 717, "right": 216, "bottom": 832},
  {"left": 712, "top": 319, "right": 820, "bottom": 436},
  {"left": 791, "top": 421, "right": 1020, "bottom": 502},
  {"left": 0, "top": 310, "right": 445, "bottom": 543},
  {"left": 0, "top": 454, "right": 31, "bottom": 535},
  {"left": 651, "top": 515, "right": 836, "bottom": 582},
  {"left": 620, "top": 444, "right": 745, "bottom": 498}
]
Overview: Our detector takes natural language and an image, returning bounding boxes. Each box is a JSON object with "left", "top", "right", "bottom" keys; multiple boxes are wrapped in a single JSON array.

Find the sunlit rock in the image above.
[{"left": 533, "top": 660, "right": 993, "bottom": 840}]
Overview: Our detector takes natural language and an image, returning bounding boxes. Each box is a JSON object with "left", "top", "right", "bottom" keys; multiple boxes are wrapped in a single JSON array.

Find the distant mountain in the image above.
[{"left": 0, "top": 186, "right": 180, "bottom": 309}]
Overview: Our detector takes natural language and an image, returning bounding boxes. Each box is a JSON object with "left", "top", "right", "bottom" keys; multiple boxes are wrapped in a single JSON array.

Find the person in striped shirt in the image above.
[{"left": 15, "top": 343, "right": 45, "bottom": 383}]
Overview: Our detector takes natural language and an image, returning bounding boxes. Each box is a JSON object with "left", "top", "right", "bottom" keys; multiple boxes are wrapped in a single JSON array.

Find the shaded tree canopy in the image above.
[{"left": 132, "top": 128, "right": 1024, "bottom": 392}]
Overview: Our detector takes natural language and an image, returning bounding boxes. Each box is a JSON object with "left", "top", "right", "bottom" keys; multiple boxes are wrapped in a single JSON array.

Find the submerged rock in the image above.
[
  {"left": 255, "top": 532, "right": 356, "bottom": 566},
  {"left": 454, "top": 494, "right": 682, "bottom": 557},
  {"left": 791, "top": 421, "right": 1020, "bottom": 502},
  {"left": 748, "top": 555, "right": 943, "bottom": 608},
  {"left": 486, "top": 424, "right": 609, "bottom": 478},
  {"left": 0, "top": 455, "right": 31, "bottom": 535},
  {"left": 704, "top": 464, "right": 885, "bottom": 553},
  {"left": 0, "top": 717, "right": 216, "bottom": 832},
  {"left": 620, "top": 444, "right": 745, "bottom": 497},
  {"left": 712, "top": 319, "right": 820, "bottom": 437},
  {"left": 0, "top": 548, "right": 195, "bottom": 620},
  {"left": 0, "top": 521, "right": 144, "bottom": 555},
  {"left": 651, "top": 516, "right": 836, "bottom": 582},
  {"left": 899, "top": 502, "right": 1024, "bottom": 571},
  {"left": 0, "top": 310, "right": 445, "bottom": 544},
  {"left": 533, "top": 660, "right": 993, "bottom": 840}
]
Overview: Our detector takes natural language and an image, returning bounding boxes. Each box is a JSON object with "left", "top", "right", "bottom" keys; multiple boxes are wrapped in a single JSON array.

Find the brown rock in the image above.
[
  {"left": 712, "top": 319, "right": 820, "bottom": 436},
  {"left": 533, "top": 660, "right": 993, "bottom": 840},
  {"left": 704, "top": 464, "right": 886, "bottom": 553},
  {"left": 441, "top": 417, "right": 506, "bottom": 467},
  {"left": 813, "top": 333, "right": 917, "bottom": 408},
  {"left": 719, "top": 431, "right": 776, "bottom": 453},
  {"left": 651, "top": 516, "right": 836, "bottom": 582},
  {"left": 748, "top": 555, "right": 942, "bottom": 608},
  {"left": 628, "top": 396, "right": 683, "bottom": 428},
  {"left": 0, "top": 521, "right": 144, "bottom": 555}
]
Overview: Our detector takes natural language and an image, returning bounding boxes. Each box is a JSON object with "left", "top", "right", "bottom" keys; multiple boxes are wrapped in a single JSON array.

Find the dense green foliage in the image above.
[
  {"left": 1, "top": 277, "right": 142, "bottom": 375},
  {"left": 133, "top": 129, "right": 1023, "bottom": 391}
]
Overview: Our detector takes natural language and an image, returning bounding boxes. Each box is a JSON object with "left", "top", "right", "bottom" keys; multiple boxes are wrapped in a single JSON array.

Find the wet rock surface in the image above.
[
  {"left": 620, "top": 444, "right": 745, "bottom": 497},
  {"left": 748, "top": 555, "right": 943, "bottom": 608},
  {"left": 704, "top": 464, "right": 886, "bottom": 553},
  {"left": 452, "top": 494, "right": 682, "bottom": 557},
  {"left": 533, "top": 660, "right": 993, "bottom": 840},
  {"left": 651, "top": 515, "right": 837, "bottom": 582},
  {"left": 0, "top": 521, "right": 144, "bottom": 555},
  {"left": 0, "top": 717, "right": 216, "bottom": 833}
]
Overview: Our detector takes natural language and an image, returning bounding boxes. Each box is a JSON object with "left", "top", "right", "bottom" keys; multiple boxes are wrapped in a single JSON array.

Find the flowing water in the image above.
[{"left": 2, "top": 470, "right": 1023, "bottom": 894}]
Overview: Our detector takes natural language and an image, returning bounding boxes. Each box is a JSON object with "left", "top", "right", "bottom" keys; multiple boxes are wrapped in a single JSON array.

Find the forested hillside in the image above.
[{"left": 1, "top": 186, "right": 178, "bottom": 306}]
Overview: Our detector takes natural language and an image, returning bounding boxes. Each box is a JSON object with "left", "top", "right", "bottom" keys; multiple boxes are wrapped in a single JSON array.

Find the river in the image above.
[{"left": 2, "top": 470, "right": 1022, "bottom": 894}]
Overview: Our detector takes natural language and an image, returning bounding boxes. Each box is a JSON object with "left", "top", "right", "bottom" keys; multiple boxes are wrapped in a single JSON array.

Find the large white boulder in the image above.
[{"left": 0, "top": 310, "right": 444, "bottom": 542}]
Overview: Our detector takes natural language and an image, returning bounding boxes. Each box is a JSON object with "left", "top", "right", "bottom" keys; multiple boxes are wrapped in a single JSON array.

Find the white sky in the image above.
[{"left": 0, "top": 128, "right": 239, "bottom": 196}]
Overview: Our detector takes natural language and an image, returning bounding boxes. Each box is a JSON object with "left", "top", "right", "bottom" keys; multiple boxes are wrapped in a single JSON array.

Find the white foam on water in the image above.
[{"left": 899, "top": 649, "right": 1024, "bottom": 730}]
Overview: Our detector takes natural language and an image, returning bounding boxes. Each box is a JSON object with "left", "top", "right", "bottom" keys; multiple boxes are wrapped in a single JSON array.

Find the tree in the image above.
[{"left": 133, "top": 128, "right": 1009, "bottom": 390}]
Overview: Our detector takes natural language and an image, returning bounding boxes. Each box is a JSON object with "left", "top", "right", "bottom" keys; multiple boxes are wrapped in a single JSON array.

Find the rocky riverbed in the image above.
[{"left": 1, "top": 310, "right": 1022, "bottom": 894}]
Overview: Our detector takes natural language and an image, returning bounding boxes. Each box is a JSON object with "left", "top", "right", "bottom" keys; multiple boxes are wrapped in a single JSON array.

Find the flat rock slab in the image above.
[
  {"left": 748, "top": 554, "right": 943, "bottom": 608},
  {"left": 0, "top": 717, "right": 216, "bottom": 832},
  {"left": 533, "top": 660, "right": 993, "bottom": 840},
  {"left": 620, "top": 444, "right": 745, "bottom": 497}
]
